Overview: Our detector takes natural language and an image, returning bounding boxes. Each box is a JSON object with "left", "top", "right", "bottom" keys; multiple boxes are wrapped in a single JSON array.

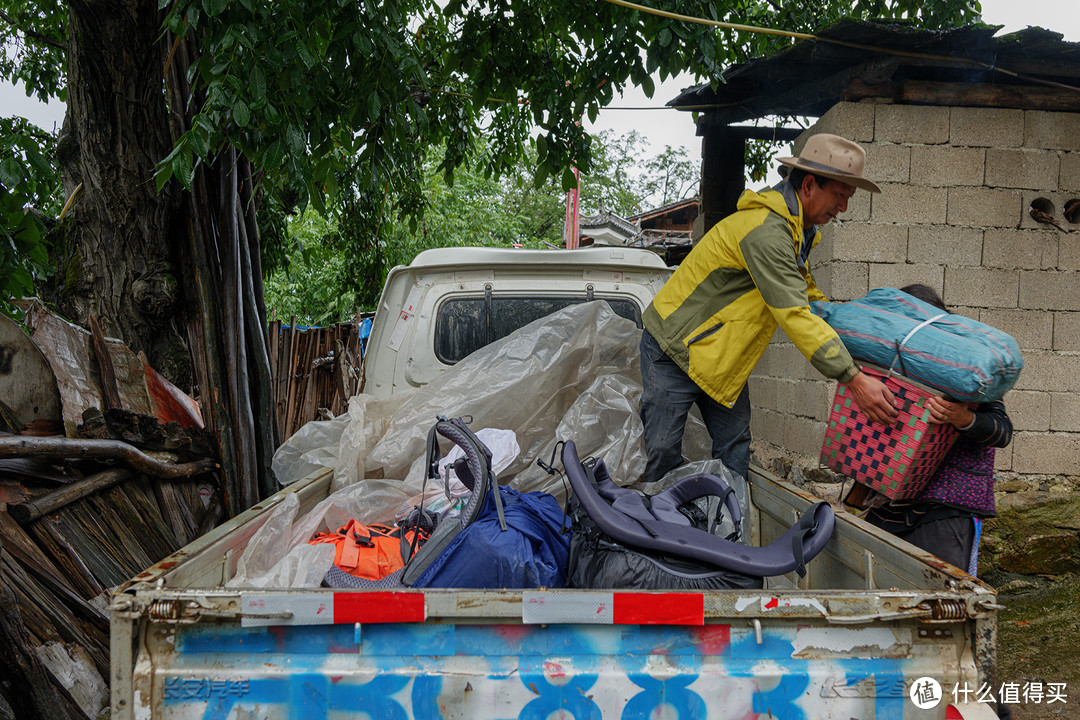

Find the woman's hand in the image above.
[{"left": 926, "top": 396, "right": 974, "bottom": 429}]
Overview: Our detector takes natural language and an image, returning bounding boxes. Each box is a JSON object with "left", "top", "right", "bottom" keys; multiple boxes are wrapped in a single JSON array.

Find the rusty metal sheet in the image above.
[
  {"left": 0, "top": 310, "right": 61, "bottom": 426},
  {"left": 23, "top": 300, "right": 153, "bottom": 434}
]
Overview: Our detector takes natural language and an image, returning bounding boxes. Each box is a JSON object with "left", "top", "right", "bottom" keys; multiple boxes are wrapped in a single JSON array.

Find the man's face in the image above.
[{"left": 800, "top": 177, "right": 856, "bottom": 226}]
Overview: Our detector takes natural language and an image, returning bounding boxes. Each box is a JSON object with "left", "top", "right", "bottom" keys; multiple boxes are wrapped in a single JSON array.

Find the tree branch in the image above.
[
  {"left": 0, "top": 436, "right": 218, "bottom": 479},
  {"left": 0, "top": 10, "right": 65, "bottom": 50}
]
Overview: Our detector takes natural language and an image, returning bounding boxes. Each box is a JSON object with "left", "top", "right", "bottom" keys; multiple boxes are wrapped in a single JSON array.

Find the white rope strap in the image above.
[{"left": 888, "top": 313, "right": 948, "bottom": 378}]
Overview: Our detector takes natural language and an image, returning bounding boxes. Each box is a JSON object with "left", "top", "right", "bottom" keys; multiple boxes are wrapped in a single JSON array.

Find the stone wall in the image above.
[{"left": 749, "top": 101, "right": 1080, "bottom": 500}]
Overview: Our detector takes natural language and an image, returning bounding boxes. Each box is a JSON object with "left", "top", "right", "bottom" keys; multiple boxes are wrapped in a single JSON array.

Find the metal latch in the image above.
[{"left": 145, "top": 598, "right": 292, "bottom": 624}]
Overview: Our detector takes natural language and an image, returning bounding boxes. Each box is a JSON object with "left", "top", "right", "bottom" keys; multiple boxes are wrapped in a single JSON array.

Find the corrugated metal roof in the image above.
[{"left": 668, "top": 20, "right": 1080, "bottom": 125}]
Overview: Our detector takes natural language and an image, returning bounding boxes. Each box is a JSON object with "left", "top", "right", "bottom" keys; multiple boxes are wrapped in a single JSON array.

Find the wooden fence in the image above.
[{"left": 267, "top": 316, "right": 370, "bottom": 442}]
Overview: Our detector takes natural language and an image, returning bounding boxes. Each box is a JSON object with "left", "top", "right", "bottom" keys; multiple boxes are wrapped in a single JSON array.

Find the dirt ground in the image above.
[{"left": 994, "top": 573, "right": 1080, "bottom": 719}]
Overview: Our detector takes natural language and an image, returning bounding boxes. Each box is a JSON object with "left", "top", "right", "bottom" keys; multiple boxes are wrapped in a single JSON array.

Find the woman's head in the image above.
[{"left": 900, "top": 284, "right": 947, "bottom": 312}]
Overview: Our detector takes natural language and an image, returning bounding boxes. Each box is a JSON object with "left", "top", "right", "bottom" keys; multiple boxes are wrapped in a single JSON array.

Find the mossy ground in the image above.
[{"left": 995, "top": 573, "right": 1080, "bottom": 719}]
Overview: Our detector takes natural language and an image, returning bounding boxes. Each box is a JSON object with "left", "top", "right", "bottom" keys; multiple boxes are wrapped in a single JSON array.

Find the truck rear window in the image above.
[{"left": 434, "top": 296, "right": 643, "bottom": 364}]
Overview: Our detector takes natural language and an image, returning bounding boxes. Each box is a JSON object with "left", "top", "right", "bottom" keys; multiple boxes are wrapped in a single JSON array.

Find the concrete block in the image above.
[
  {"left": 867, "top": 263, "right": 943, "bottom": 294},
  {"left": 947, "top": 187, "right": 1022, "bottom": 228},
  {"left": 907, "top": 225, "right": 983, "bottom": 266},
  {"left": 1024, "top": 110, "right": 1080, "bottom": 151},
  {"left": 1050, "top": 392, "right": 1080, "bottom": 432},
  {"left": 764, "top": 342, "right": 821, "bottom": 383},
  {"left": 1010, "top": 432, "right": 1080, "bottom": 475},
  {"left": 978, "top": 308, "right": 1053, "bottom": 351},
  {"left": 820, "top": 222, "right": 907, "bottom": 263},
  {"left": 865, "top": 143, "right": 911, "bottom": 184},
  {"left": 1053, "top": 312, "right": 1080, "bottom": 351},
  {"left": 748, "top": 374, "right": 779, "bottom": 414},
  {"left": 775, "top": 378, "right": 797, "bottom": 415},
  {"left": 1003, "top": 390, "right": 1051, "bottom": 432},
  {"left": 1019, "top": 271, "right": 1080, "bottom": 312},
  {"left": 872, "top": 183, "right": 948, "bottom": 225},
  {"left": 813, "top": 261, "right": 869, "bottom": 301},
  {"left": 982, "top": 229, "right": 1059, "bottom": 271},
  {"left": 986, "top": 148, "right": 1061, "bottom": 190},
  {"left": 1058, "top": 233, "right": 1080, "bottom": 270},
  {"left": 839, "top": 187, "right": 871, "bottom": 222},
  {"left": 910, "top": 146, "right": 985, "bottom": 187},
  {"left": 1060, "top": 153, "right": 1080, "bottom": 192},
  {"left": 950, "top": 107, "right": 1024, "bottom": 148},
  {"left": 1012, "top": 351, "right": 1080, "bottom": 393},
  {"left": 793, "top": 378, "right": 833, "bottom": 421},
  {"left": 808, "top": 102, "right": 876, "bottom": 143},
  {"left": 754, "top": 343, "right": 785, "bottom": 377},
  {"left": 944, "top": 267, "right": 1019, "bottom": 308},
  {"left": 993, "top": 443, "right": 1013, "bottom": 472},
  {"left": 875, "top": 105, "right": 950, "bottom": 145},
  {"left": 1019, "top": 191, "right": 1075, "bottom": 232},
  {"left": 755, "top": 408, "right": 786, "bottom": 447},
  {"left": 783, "top": 414, "right": 826, "bottom": 458},
  {"left": 763, "top": 343, "right": 806, "bottom": 380}
]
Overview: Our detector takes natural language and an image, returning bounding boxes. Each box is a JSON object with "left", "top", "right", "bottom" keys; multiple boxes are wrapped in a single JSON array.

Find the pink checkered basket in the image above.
[{"left": 820, "top": 365, "right": 959, "bottom": 501}]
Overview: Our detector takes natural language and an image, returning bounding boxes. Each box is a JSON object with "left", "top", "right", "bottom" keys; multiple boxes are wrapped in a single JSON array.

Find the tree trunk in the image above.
[
  {"left": 39, "top": 0, "right": 278, "bottom": 515},
  {"left": 45, "top": 0, "right": 190, "bottom": 389}
]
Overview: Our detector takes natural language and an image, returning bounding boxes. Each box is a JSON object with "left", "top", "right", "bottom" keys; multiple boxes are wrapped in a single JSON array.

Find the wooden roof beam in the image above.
[{"left": 845, "top": 77, "right": 1080, "bottom": 112}]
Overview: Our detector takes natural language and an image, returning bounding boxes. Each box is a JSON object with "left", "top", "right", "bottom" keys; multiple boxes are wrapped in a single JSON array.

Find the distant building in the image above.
[{"left": 578, "top": 197, "right": 699, "bottom": 264}]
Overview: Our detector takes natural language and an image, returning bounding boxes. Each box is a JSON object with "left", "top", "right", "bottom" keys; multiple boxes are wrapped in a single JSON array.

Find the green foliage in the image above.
[
  {"left": 0, "top": 117, "right": 58, "bottom": 317},
  {"left": 264, "top": 129, "right": 702, "bottom": 318},
  {"left": 1, "top": 0, "right": 980, "bottom": 319},
  {"left": 265, "top": 142, "right": 562, "bottom": 319},
  {"left": 0, "top": 1, "right": 68, "bottom": 103},
  {"left": 262, "top": 211, "right": 354, "bottom": 325},
  {"left": 151, "top": 0, "right": 981, "bottom": 253},
  {"left": 578, "top": 130, "right": 698, "bottom": 215}
]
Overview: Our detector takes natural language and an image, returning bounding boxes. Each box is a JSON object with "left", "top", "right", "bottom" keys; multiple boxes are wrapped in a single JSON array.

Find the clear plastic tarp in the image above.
[{"left": 244, "top": 301, "right": 722, "bottom": 588}]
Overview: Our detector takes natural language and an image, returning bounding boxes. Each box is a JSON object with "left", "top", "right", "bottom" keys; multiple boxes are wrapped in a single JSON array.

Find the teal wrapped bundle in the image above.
[{"left": 811, "top": 288, "right": 1023, "bottom": 402}]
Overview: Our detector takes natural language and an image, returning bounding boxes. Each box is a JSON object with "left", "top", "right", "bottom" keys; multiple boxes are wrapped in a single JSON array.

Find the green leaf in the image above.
[
  {"left": 0, "top": 158, "right": 21, "bottom": 188},
  {"left": 233, "top": 98, "right": 250, "bottom": 127},
  {"left": 250, "top": 66, "right": 266, "bottom": 100},
  {"left": 367, "top": 92, "right": 382, "bottom": 120},
  {"left": 205, "top": 0, "right": 228, "bottom": 17},
  {"left": 560, "top": 166, "right": 578, "bottom": 192},
  {"left": 535, "top": 134, "right": 548, "bottom": 162},
  {"left": 154, "top": 162, "right": 172, "bottom": 193},
  {"left": 640, "top": 74, "right": 654, "bottom": 98},
  {"left": 295, "top": 40, "right": 316, "bottom": 69}
]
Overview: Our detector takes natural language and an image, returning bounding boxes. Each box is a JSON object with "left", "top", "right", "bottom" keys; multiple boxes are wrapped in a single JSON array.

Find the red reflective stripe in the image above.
[
  {"left": 332, "top": 592, "right": 426, "bottom": 623},
  {"left": 612, "top": 593, "right": 704, "bottom": 625}
]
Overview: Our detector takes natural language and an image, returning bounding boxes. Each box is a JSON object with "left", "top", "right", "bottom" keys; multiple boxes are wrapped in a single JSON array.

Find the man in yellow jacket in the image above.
[{"left": 640, "top": 133, "right": 898, "bottom": 483}]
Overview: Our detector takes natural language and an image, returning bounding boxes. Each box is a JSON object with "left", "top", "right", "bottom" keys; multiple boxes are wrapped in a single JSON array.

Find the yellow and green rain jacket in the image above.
[{"left": 642, "top": 185, "right": 859, "bottom": 408}]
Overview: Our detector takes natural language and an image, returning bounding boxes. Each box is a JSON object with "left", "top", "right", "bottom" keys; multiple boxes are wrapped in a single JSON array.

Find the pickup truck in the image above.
[{"left": 110, "top": 247, "right": 1003, "bottom": 720}]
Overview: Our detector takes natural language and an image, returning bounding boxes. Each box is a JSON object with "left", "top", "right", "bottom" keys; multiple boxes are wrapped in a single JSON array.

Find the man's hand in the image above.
[
  {"left": 925, "top": 396, "right": 974, "bottom": 429},
  {"left": 842, "top": 371, "right": 899, "bottom": 426}
]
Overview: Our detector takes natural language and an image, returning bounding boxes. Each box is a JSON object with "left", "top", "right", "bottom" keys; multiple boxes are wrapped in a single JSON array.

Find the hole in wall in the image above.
[
  {"left": 1065, "top": 199, "right": 1080, "bottom": 224},
  {"left": 1029, "top": 197, "right": 1057, "bottom": 225}
]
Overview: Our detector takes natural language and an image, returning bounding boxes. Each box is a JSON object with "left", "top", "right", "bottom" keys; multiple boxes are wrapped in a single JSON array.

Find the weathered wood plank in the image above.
[
  {"left": 9, "top": 468, "right": 133, "bottom": 524},
  {"left": 0, "top": 549, "right": 85, "bottom": 720}
]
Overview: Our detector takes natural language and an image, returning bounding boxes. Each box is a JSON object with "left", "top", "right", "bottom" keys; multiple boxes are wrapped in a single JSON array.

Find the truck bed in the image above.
[{"left": 110, "top": 465, "right": 1000, "bottom": 720}]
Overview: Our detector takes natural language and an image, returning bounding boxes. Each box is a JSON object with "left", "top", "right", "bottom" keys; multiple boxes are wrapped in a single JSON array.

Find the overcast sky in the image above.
[{"left": 2, "top": 0, "right": 1078, "bottom": 161}]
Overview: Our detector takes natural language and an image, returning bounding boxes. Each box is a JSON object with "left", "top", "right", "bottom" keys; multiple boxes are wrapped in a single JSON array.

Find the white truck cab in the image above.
[{"left": 363, "top": 247, "right": 672, "bottom": 396}]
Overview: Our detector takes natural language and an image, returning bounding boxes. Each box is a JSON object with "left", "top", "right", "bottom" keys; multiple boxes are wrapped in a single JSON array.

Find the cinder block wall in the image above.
[{"left": 749, "top": 100, "right": 1080, "bottom": 483}]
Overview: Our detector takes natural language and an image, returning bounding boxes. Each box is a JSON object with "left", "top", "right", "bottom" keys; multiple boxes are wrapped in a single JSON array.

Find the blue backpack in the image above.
[{"left": 400, "top": 416, "right": 571, "bottom": 589}]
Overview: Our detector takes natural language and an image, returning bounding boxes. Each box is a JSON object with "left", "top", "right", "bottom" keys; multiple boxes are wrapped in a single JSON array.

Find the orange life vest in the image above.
[{"left": 309, "top": 520, "right": 427, "bottom": 581}]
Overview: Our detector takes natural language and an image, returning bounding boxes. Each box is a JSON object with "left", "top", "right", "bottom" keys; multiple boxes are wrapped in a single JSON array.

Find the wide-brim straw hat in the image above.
[{"left": 778, "top": 133, "right": 881, "bottom": 193}]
